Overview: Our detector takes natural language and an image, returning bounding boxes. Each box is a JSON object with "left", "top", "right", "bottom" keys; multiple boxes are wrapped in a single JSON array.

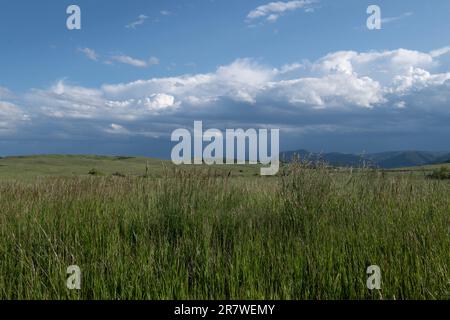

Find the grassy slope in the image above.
[
  {"left": 0, "top": 155, "right": 261, "bottom": 180},
  {"left": 389, "top": 163, "right": 450, "bottom": 172},
  {"left": 1, "top": 154, "right": 448, "bottom": 179}
]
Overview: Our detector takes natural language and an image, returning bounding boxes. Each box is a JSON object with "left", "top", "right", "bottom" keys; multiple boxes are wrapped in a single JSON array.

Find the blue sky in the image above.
[{"left": 1, "top": 0, "right": 450, "bottom": 157}]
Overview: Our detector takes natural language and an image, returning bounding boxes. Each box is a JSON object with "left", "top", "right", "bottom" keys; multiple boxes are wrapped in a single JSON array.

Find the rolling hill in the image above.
[
  {"left": 280, "top": 150, "right": 450, "bottom": 169},
  {"left": 0, "top": 155, "right": 260, "bottom": 180}
]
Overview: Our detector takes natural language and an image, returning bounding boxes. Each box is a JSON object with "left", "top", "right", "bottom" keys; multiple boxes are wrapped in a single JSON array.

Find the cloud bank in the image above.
[{"left": 3, "top": 46, "right": 450, "bottom": 153}]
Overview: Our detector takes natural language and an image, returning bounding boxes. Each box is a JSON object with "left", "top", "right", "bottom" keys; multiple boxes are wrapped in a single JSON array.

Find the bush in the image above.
[
  {"left": 428, "top": 166, "right": 450, "bottom": 180},
  {"left": 88, "top": 168, "right": 102, "bottom": 176}
]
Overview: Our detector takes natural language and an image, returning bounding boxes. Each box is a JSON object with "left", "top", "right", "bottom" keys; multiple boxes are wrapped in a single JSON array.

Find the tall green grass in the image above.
[{"left": 0, "top": 165, "right": 449, "bottom": 299}]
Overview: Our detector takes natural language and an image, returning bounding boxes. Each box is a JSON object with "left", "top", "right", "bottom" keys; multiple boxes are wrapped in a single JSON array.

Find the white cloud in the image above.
[
  {"left": 312, "top": 49, "right": 435, "bottom": 77},
  {"left": 126, "top": 14, "right": 148, "bottom": 29},
  {"left": 0, "top": 87, "right": 28, "bottom": 133},
  {"left": 26, "top": 80, "right": 179, "bottom": 121},
  {"left": 247, "top": 0, "right": 316, "bottom": 24},
  {"left": 103, "top": 49, "right": 438, "bottom": 110},
  {"left": 0, "top": 87, "right": 14, "bottom": 99},
  {"left": 111, "top": 55, "right": 159, "bottom": 68},
  {"left": 140, "top": 93, "right": 178, "bottom": 110},
  {"left": 390, "top": 67, "right": 450, "bottom": 93},
  {"left": 394, "top": 101, "right": 406, "bottom": 109},
  {"left": 278, "top": 63, "right": 303, "bottom": 74},
  {"left": 18, "top": 45, "right": 450, "bottom": 138},
  {"left": 102, "top": 58, "right": 274, "bottom": 105},
  {"left": 148, "top": 56, "right": 160, "bottom": 66},
  {"left": 267, "top": 73, "right": 384, "bottom": 108},
  {"left": 430, "top": 46, "right": 450, "bottom": 58},
  {"left": 105, "top": 123, "right": 130, "bottom": 135},
  {"left": 78, "top": 47, "right": 99, "bottom": 61},
  {"left": 77, "top": 47, "right": 158, "bottom": 68},
  {"left": 382, "top": 12, "right": 413, "bottom": 24},
  {"left": 0, "top": 101, "right": 29, "bottom": 134}
]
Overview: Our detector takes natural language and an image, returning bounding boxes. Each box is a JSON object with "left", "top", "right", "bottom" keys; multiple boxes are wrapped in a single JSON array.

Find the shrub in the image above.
[
  {"left": 428, "top": 166, "right": 450, "bottom": 180},
  {"left": 88, "top": 168, "right": 102, "bottom": 176}
]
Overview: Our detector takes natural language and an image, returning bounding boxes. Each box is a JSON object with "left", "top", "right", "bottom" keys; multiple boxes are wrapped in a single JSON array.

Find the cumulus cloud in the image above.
[
  {"left": 100, "top": 48, "right": 450, "bottom": 111},
  {"left": 247, "top": 0, "right": 316, "bottom": 24},
  {"left": 11, "top": 45, "right": 450, "bottom": 146},
  {"left": 0, "top": 101, "right": 29, "bottom": 134},
  {"left": 26, "top": 80, "right": 179, "bottom": 122},
  {"left": 0, "top": 87, "right": 29, "bottom": 134}
]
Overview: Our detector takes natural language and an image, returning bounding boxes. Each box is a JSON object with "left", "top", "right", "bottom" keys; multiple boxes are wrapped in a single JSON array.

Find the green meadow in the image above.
[{"left": 0, "top": 155, "right": 449, "bottom": 299}]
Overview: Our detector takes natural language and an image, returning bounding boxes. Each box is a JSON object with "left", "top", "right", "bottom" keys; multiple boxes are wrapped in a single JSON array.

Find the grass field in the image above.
[
  {"left": 0, "top": 155, "right": 261, "bottom": 180},
  {"left": 0, "top": 155, "right": 449, "bottom": 299}
]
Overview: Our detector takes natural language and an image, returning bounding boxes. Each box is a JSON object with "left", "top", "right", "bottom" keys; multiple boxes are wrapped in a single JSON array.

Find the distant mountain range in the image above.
[{"left": 280, "top": 150, "right": 450, "bottom": 169}]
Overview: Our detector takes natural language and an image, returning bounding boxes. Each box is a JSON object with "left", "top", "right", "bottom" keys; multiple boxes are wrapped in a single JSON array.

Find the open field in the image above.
[
  {"left": 0, "top": 155, "right": 261, "bottom": 180},
  {"left": 0, "top": 156, "right": 449, "bottom": 299},
  {"left": 389, "top": 163, "right": 450, "bottom": 173}
]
